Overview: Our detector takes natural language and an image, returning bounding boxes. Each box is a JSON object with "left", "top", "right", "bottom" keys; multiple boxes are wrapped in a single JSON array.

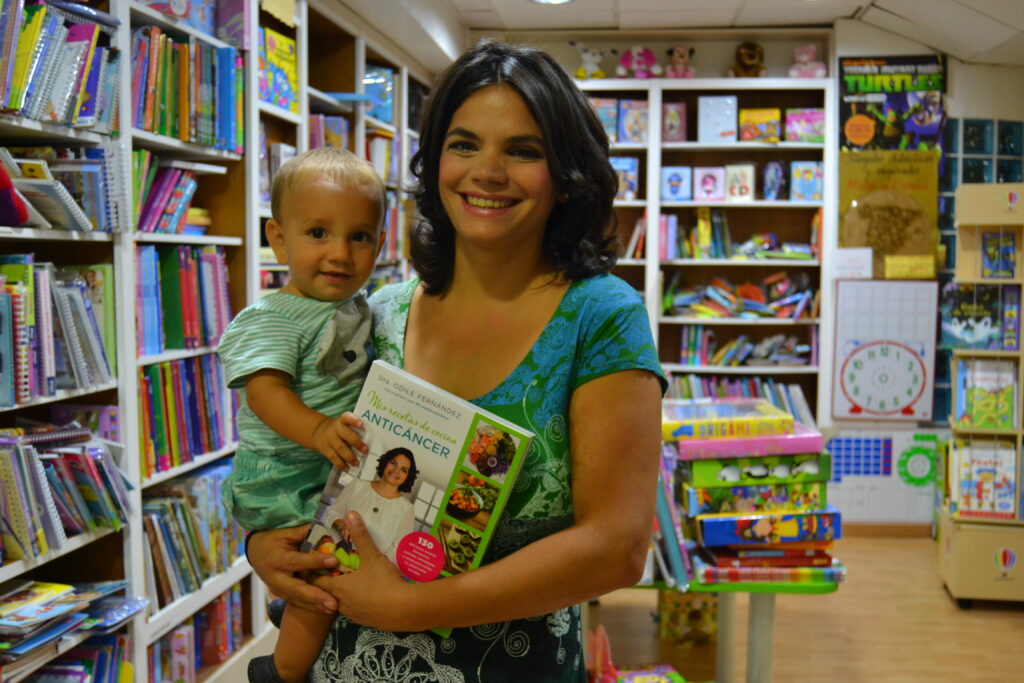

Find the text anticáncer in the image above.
[{"left": 362, "top": 389, "right": 459, "bottom": 458}]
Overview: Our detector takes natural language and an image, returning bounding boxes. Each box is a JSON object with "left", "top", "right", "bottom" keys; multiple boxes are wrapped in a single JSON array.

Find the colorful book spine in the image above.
[
  {"left": 676, "top": 421, "right": 823, "bottom": 460},
  {"left": 697, "top": 505, "right": 842, "bottom": 546},
  {"left": 691, "top": 553, "right": 845, "bottom": 584}
]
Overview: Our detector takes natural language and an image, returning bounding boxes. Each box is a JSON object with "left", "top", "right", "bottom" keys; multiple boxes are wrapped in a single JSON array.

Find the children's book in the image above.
[
  {"left": 617, "top": 99, "right": 648, "bottom": 144},
  {"left": 683, "top": 481, "right": 827, "bottom": 517},
  {"left": 662, "top": 102, "right": 686, "bottom": 142},
  {"left": 661, "top": 166, "right": 691, "bottom": 201},
  {"left": 725, "top": 164, "right": 754, "bottom": 203},
  {"left": 939, "top": 283, "right": 1008, "bottom": 350},
  {"left": 952, "top": 439, "right": 1016, "bottom": 519},
  {"left": 678, "top": 452, "right": 830, "bottom": 488},
  {"left": 588, "top": 97, "right": 618, "bottom": 143},
  {"left": 697, "top": 96, "right": 737, "bottom": 143},
  {"left": 954, "top": 358, "right": 1018, "bottom": 431},
  {"left": 696, "top": 505, "right": 841, "bottom": 546},
  {"left": 789, "top": 161, "right": 823, "bottom": 201},
  {"left": 690, "top": 553, "right": 845, "bottom": 584},
  {"left": 981, "top": 231, "right": 1016, "bottom": 279},
  {"left": 693, "top": 167, "right": 725, "bottom": 202},
  {"left": 261, "top": 27, "right": 297, "bottom": 113},
  {"left": 301, "top": 361, "right": 533, "bottom": 637},
  {"left": 610, "top": 156, "right": 639, "bottom": 201},
  {"left": 738, "top": 108, "right": 780, "bottom": 142},
  {"left": 784, "top": 108, "right": 825, "bottom": 143},
  {"left": 662, "top": 397, "right": 793, "bottom": 441}
]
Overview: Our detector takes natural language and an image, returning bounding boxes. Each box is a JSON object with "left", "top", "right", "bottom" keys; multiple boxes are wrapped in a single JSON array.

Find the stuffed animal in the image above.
[
  {"left": 616, "top": 46, "right": 662, "bottom": 79},
  {"left": 569, "top": 40, "right": 614, "bottom": 80},
  {"left": 726, "top": 40, "right": 766, "bottom": 78},
  {"left": 788, "top": 43, "right": 827, "bottom": 78},
  {"left": 665, "top": 44, "right": 696, "bottom": 78}
]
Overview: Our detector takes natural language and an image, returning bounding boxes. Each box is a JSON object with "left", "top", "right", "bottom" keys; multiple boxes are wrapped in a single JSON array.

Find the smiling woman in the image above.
[{"left": 245, "top": 39, "right": 666, "bottom": 683}]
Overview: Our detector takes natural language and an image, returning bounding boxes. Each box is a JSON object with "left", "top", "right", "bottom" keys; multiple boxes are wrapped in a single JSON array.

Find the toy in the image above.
[
  {"left": 726, "top": 40, "right": 766, "bottom": 78},
  {"left": 616, "top": 46, "right": 662, "bottom": 79},
  {"left": 788, "top": 43, "right": 826, "bottom": 78},
  {"left": 664, "top": 44, "right": 696, "bottom": 78},
  {"left": 568, "top": 40, "right": 614, "bottom": 80}
]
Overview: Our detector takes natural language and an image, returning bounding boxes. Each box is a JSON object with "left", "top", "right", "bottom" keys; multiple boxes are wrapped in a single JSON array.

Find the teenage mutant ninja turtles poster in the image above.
[{"left": 839, "top": 55, "right": 946, "bottom": 151}]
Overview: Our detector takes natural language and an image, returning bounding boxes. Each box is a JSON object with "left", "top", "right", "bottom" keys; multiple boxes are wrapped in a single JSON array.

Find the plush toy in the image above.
[
  {"left": 726, "top": 40, "right": 766, "bottom": 78},
  {"left": 616, "top": 46, "right": 662, "bottom": 79},
  {"left": 665, "top": 44, "right": 696, "bottom": 78},
  {"left": 569, "top": 40, "right": 614, "bottom": 80},
  {"left": 788, "top": 43, "right": 826, "bottom": 78}
]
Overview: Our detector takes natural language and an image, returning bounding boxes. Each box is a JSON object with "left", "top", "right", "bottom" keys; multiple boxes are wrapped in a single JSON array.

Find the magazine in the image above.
[{"left": 301, "top": 361, "right": 533, "bottom": 631}]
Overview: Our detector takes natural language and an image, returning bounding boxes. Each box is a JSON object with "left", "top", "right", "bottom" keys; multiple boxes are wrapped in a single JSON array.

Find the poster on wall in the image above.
[
  {"left": 832, "top": 280, "right": 938, "bottom": 421},
  {"left": 839, "top": 149, "right": 939, "bottom": 279},
  {"left": 839, "top": 54, "right": 946, "bottom": 151}
]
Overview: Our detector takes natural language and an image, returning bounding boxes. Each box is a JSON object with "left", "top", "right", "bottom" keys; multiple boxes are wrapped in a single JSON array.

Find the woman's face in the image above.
[
  {"left": 439, "top": 85, "right": 557, "bottom": 253},
  {"left": 383, "top": 454, "right": 412, "bottom": 488}
]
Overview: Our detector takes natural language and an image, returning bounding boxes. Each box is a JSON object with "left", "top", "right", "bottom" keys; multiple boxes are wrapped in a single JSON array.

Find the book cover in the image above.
[
  {"left": 1003, "top": 284, "right": 1020, "bottom": 351},
  {"left": 617, "top": 99, "right": 648, "bottom": 144},
  {"left": 683, "top": 481, "right": 826, "bottom": 517},
  {"left": 364, "top": 64, "right": 395, "bottom": 123},
  {"left": 981, "top": 231, "right": 1016, "bottom": 279},
  {"left": 662, "top": 102, "right": 686, "bottom": 142},
  {"left": 762, "top": 160, "right": 789, "bottom": 200},
  {"left": 784, "top": 108, "right": 825, "bottom": 143},
  {"left": 662, "top": 398, "right": 794, "bottom": 441},
  {"left": 693, "top": 167, "right": 725, "bottom": 202},
  {"left": 301, "top": 361, "right": 533, "bottom": 636},
  {"left": 588, "top": 97, "right": 617, "bottom": 143},
  {"left": 700, "top": 546, "right": 832, "bottom": 568},
  {"left": 11, "top": 178, "right": 92, "bottom": 231},
  {"left": 953, "top": 439, "right": 1016, "bottom": 519},
  {"left": 661, "top": 166, "right": 691, "bottom": 201},
  {"left": 790, "top": 161, "right": 823, "bottom": 201},
  {"left": 697, "top": 96, "right": 737, "bottom": 143},
  {"left": 738, "top": 108, "right": 781, "bottom": 142},
  {"left": 697, "top": 505, "right": 842, "bottom": 546},
  {"left": 725, "top": 164, "right": 754, "bottom": 203},
  {"left": 261, "top": 27, "right": 297, "bottom": 113},
  {"left": 323, "top": 115, "right": 349, "bottom": 151},
  {"left": 679, "top": 452, "right": 830, "bottom": 489},
  {"left": 954, "top": 358, "right": 1018, "bottom": 431},
  {"left": 939, "top": 283, "right": 1005, "bottom": 350},
  {"left": 610, "top": 156, "right": 639, "bottom": 201}
]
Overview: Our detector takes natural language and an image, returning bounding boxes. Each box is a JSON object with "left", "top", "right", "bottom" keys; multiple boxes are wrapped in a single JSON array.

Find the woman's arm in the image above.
[
  {"left": 246, "top": 369, "right": 366, "bottom": 469},
  {"left": 313, "top": 369, "right": 662, "bottom": 632}
]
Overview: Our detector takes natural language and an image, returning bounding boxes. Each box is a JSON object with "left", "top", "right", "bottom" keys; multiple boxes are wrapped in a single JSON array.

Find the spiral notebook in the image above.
[{"left": 12, "top": 177, "right": 93, "bottom": 231}]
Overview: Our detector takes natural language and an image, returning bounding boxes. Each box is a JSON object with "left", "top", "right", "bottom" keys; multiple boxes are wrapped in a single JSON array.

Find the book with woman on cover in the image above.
[{"left": 301, "top": 361, "right": 533, "bottom": 628}]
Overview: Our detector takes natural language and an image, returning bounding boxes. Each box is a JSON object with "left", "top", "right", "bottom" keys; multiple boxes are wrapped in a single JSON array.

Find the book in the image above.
[
  {"left": 662, "top": 397, "right": 794, "bottom": 441},
  {"left": 690, "top": 553, "right": 845, "bottom": 584},
  {"left": 952, "top": 439, "right": 1016, "bottom": 519},
  {"left": 363, "top": 64, "right": 395, "bottom": 123},
  {"left": 939, "top": 283, "right": 1009, "bottom": 350},
  {"left": 260, "top": 26, "right": 297, "bottom": 113},
  {"left": 789, "top": 161, "right": 823, "bottom": 201},
  {"left": 678, "top": 452, "right": 831, "bottom": 488},
  {"left": 610, "top": 156, "right": 639, "bottom": 201},
  {"left": 682, "top": 481, "right": 827, "bottom": 517},
  {"left": 954, "top": 358, "right": 1018, "bottom": 431},
  {"left": 693, "top": 167, "right": 725, "bottom": 202},
  {"left": 617, "top": 99, "right": 648, "bottom": 144},
  {"left": 301, "top": 361, "right": 533, "bottom": 637},
  {"left": 11, "top": 177, "right": 92, "bottom": 231},
  {"left": 660, "top": 166, "right": 691, "bottom": 201},
  {"left": 762, "top": 160, "right": 788, "bottom": 200},
  {"left": 700, "top": 546, "right": 832, "bottom": 568},
  {"left": 981, "top": 231, "right": 1016, "bottom": 279},
  {"left": 784, "top": 108, "right": 825, "bottom": 143},
  {"left": 588, "top": 97, "right": 617, "bottom": 143},
  {"left": 696, "top": 505, "right": 842, "bottom": 546},
  {"left": 725, "top": 164, "right": 754, "bottom": 203},
  {"left": 662, "top": 102, "right": 686, "bottom": 142},
  {"left": 697, "top": 96, "right": 737, "bottom": 143},
  {"left": 738, "top": 108, "right": 781, "bottom": 142}
]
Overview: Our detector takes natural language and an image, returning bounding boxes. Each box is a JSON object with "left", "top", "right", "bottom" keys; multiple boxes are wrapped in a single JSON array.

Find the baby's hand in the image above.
[{"left": 313, "top": 412, "right": 367, "bottom": 471}]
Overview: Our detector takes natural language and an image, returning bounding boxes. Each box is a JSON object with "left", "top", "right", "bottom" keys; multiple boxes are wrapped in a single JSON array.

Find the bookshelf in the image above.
[
  {"left": 0, "top": 0, "right": 432, "bottom": 678},
  {"left": 547, "top": 28, "right": 836, "bottom": 425},
  {"left": 939, "top": 182, "right": 1024, "bottom": 606}
]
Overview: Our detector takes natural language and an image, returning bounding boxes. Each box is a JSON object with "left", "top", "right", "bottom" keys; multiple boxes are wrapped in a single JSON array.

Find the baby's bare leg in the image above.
[{"left": 273, "top": 604, "right": 336, "bottom": 683}]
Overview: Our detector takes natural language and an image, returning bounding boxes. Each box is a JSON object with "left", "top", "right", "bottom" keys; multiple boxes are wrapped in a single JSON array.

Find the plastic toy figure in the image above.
[
  {"left": 665, "top": 44, "right": 696, "bottom": 78},
  {"left": 616, "top": 46, "right": 663, "bottom": 79},
  {"left": 788, "top": 43, "right": 826, "bottom": 78}
]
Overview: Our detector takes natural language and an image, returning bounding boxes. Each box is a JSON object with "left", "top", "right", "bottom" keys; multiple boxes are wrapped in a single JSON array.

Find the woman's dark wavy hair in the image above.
[
  {"left": 375, "top": 447, "right": 418, "bottom": 493},
  {"left": 409, "top": 39, "right": 619, "bottom": 294}
]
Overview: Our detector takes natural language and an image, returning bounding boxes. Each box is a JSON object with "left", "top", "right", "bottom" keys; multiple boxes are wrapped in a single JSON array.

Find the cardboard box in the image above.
[{"left": 938, "top": 507, "right": 1024, "bottom": 603}]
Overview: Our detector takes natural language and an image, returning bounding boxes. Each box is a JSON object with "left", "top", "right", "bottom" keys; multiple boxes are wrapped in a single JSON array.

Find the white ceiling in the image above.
[{"left": 445, "top": 0, "right": 1024, "bottom": 66}]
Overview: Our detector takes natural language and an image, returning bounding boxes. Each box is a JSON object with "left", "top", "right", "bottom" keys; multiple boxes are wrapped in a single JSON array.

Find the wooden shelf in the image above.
[
  {"left": 144, "top": 557, "right": 252, "bottom": 644},
  {"left": 258, "top": 100, "right": 303, "bottom": 125},
  {"left": 142, "top": 442, "right": 239, "bottom": 489},
  {"left": 0, "top": 381, "right": 118, "bottom": 414},
  {"left": 662, "top": 200, "right": 823, "bottom": 209},
  {"left": 129, "top": 1, "right": 232, "bottom": 48},
  {"left": 131, "top": 128, "right": 242, "bottom": 161},
  {"left": 662, "top": 141, "right": 824, "bottom": 151},
  {"left": 0, "top": 226, "right": 114, "bottom": 241},
  {"left": 307, "top": 86, "right": 355, "bottom": 115},
  {"left": 662, "top": 364, "right": 818, "bottom": 375},
  {"left": 614, "top": 199, "right": 648, "bottom": 208},
  {"left": 0, "top": 528, "right": 117, "bottom": 583},
  {"left": 137, "top": 346, "right": 219, "bottom": 366},
  {"left": 664, "top": 258, "right": 819, "bottom": 267},
  {"left": 134, "top": 233, "right": 244, "bottom": 246},
  {"left": 0, "top": 113, "right": 109, "bottom": 145},
  {"left": 661, "top": 317, "right": 819, "bottom": 326}
]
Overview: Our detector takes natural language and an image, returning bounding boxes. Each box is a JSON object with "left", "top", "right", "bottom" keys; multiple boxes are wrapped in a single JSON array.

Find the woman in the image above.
[
  {"left": 248, "top": 39, "right": 664, "bottom": 682},
  {"left": 320, "top": 448, "right": 418, "bottom": 564}
]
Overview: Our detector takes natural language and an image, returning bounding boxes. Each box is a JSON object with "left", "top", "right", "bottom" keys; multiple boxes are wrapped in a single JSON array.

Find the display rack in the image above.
[{"left": 939, "top": 182, "right": 1024, "bottom": 606}]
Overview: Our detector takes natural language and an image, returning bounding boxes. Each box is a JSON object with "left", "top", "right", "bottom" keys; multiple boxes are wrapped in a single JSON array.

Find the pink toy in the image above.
[
  {"left": 665, "top": 44, "right": 696, "bottom": 78},
  {"left": 788, "top": 43, "right": 827, "bottom": 78},
  {"left": 615, "top": 46, "right": 662, "bottom": 79}
]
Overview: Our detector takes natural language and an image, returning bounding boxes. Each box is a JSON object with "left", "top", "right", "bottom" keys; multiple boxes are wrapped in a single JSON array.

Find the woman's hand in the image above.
[
  {"left": 311, "top": 511, "right": 427, "bottom": 631},
  {"left": 247, "top": 525, "right": 341, "bottom": 615}
]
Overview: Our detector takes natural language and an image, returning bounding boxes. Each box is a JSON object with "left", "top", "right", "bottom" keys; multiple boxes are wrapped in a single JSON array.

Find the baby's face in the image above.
[{"left": 267, "top": 177, "right": 384, "bottom": 302}]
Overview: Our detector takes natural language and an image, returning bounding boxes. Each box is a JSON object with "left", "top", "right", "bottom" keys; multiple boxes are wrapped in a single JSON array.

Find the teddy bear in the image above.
[
  {"left": 569, "top": 40, "right": 614, "bottom": 80},
  {"left": 788, "top": 43, "right": 827, "bottom": 78},
  {"left": 726, "top": 40, "right": 766, "bottom": 78},
  {"left": 616, "top": 46, "right": 662, "bottom": 79},
  {"left": 664, "top": 44, "right": 696, "bottom": 78}
]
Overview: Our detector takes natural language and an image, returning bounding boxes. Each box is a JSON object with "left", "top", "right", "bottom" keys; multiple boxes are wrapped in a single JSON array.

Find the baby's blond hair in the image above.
[{"left": 270, "top": 147, "right": 386, "bottom": 225}]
